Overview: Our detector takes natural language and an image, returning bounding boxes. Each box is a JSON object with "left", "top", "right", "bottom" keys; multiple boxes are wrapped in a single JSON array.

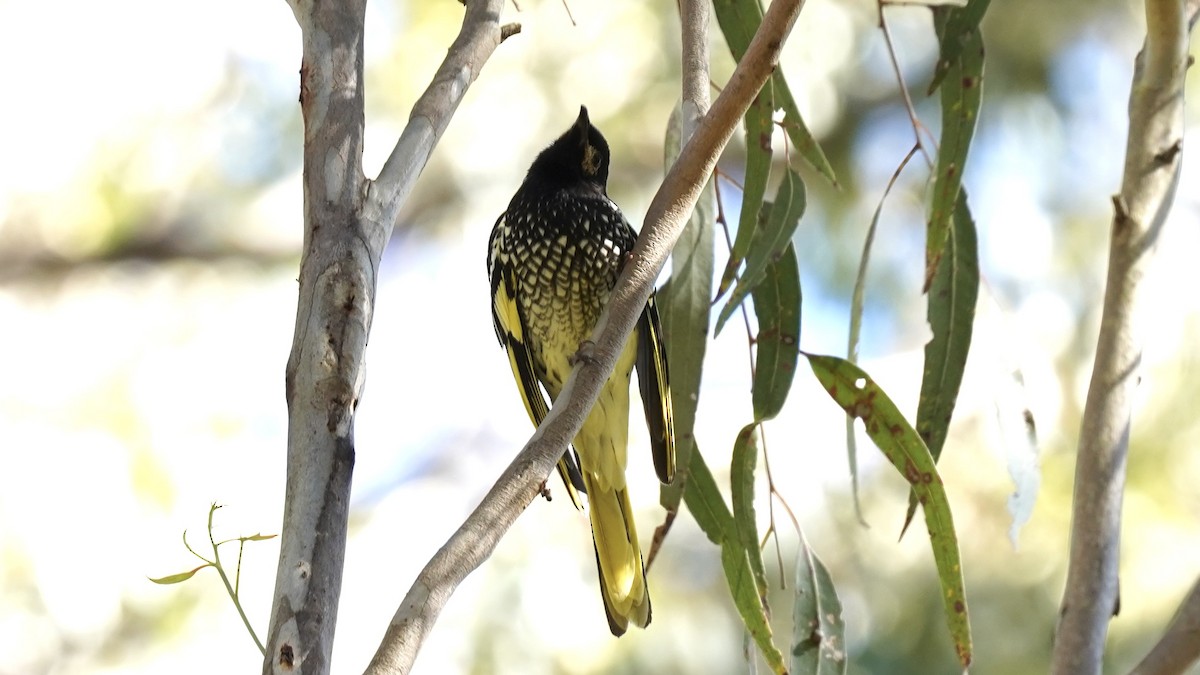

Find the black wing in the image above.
[{"left": 635, "top": 292, "right": 676, "bottom": 484}]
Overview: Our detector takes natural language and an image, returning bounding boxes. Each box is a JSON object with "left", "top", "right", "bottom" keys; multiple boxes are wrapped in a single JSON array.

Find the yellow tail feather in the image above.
[{"left": 585, "top": 475, "right": 650, "bottom": 635}]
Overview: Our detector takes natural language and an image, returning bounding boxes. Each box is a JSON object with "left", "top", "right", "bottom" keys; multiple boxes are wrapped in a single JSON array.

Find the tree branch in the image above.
[
  {"left": 681, "top": 0, "right": 712, "bottom": 138},
  {"left": 263, "top": 2, "right": 509, "bottom": 673},
  {"left": 1129, "top": 576, "right": 1200, "bottom": 675},
  {"left": 363, "top": 0, "right": 508, "bottom": 253},
  {"left": 363, "top": 1, "right": 804, "bottom": 672},
  {"left": 1051, "top": 0, "right": 1193, "bottom": 671}
]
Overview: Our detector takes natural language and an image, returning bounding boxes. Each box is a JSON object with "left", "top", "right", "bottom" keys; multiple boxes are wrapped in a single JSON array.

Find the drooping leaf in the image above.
[
  {"left": 923, "top": 2, "right": 984, "bottom": 292},
  {"left": 719, "top": 80, "right": 775, "bottom": 300},
  {"left": 751, "top": 242, "right": 802, "bottom": 421},
  {"left": 723, "top": 545, "right": 787, "bottom": 674},
  {"left": 683, "top": 447, "right": 784, "bottom": 673},
  {"left": 716, "top": 169, "right": 806, "bottom": 335},
  {"left": 730, "top": 423, "right": 767, "bottom": 598},
  {"left": 903, "top": 192, "right": 979, "bottom": 535},
  {"left": 807, "top": 354, "right": 972, "bottom": 667},
  {"left": 658, "top": 103, "right": 715, "bottom": 516},
  {"left": 149, "top": 564, "right": 211, "bottom": 585},
  {"left": 682, "top": 445, "right": 735, "bottom": 545},
  {"left": 711, "top": 0, "right": 836, "bottom": 183},
  {"left": 791, "top": 534, "right": 847, "bottom": 675}
]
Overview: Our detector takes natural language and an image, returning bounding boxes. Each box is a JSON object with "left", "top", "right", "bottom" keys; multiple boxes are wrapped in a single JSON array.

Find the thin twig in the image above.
[
  {"left": 877, "top": 2, "right": 935, "bottom": 167},
  {"left": 559, "top": 0, "right": 576, "bottom": 26},
  {"left": 845, "top": 142, "right": 920, "bottom": 527}
]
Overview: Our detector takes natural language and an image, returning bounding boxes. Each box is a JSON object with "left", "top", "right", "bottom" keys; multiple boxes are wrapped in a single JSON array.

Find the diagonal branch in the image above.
[
  {"left": 363, "top": 1, "right": 514, "bottom": 251},
  {"left": 363, "top": 0, "right": 805, "bottom": 672},
  {"left": 1051, "top": 0, "right": 1194, "bottom": 672},
  {"left": 1130, "top": 576, "right": 1200, "bottom": 675}
]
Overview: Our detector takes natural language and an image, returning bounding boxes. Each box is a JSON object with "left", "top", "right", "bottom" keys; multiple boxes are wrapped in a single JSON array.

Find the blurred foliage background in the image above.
[{"left": 1, "top": 0, "right": 1198, "bottom": 673}]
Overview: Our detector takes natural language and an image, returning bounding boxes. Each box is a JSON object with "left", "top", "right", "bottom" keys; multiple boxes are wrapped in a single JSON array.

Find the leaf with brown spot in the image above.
[
  {"left": 806, "top": 354, "right": 973, "bottom": 667},
  {"left": 924, "top": 1, "right": 985, "bottom": 292},
  {"left": 790, "top": 532, "right": 846, "bottom": 674},
  {"left": 928, "top": 0, "right": 992, "bottom": 94}
]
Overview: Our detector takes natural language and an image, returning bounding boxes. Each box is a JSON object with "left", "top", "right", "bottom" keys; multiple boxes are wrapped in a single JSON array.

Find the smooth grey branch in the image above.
[{"left": 1051, "top": 0, "right": 1193, "bottom": 672}]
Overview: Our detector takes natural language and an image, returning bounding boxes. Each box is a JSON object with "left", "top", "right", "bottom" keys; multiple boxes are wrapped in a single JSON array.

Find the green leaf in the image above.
[
  {"left": 716, "top": 169, "right": 806, "bottom": 335},
  {"left": 928, "top": 0, "right": 993, "bottom": 94},
  {"left": 806, "top": 354, "right": 973, "bottom": 667},
  {"left": 683, "top": 446, "right": 785, "bottom": 673},
  {"left": 791, "top": 534, "right": 846, "bottom": 675},
  {"left": 711, "top": 0, "right": 836, "bottom": 183},
  {"left": 723, "top": 545, "right": 787, "bottom": 674},
  {"left": 149, "top": 564, "right": 211, "bottom": 585},
  {"left": 719, "top": 80, "right": 775, "bottom": 301},
  {"left": 682, "top": 446, "right": 735, "bottom": 545},
  {"left": 730, "top": 424, "right": 767, "bottom": 598},
  {"left": 751, "top": 242, "right": 801, "bottom": 421},
  {"left": 923, "top": 2, "right": 984, "bottom": 292},
  {"left": 659, "top": 103, "right": 715, "bottom": 516},
  {"left": 903, "top": 192, "right": 979, "bottom": 535}
]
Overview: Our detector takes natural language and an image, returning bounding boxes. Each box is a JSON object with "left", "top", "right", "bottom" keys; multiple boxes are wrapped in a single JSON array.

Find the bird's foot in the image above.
[
  {"left": 569, "top": 340, "right": 598, "bottom": 367},
  {"left": 538, "top": 480, "right": 553, "bottom": 502}
]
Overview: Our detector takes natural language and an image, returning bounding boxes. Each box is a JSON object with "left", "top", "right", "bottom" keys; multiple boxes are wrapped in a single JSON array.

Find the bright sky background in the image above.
[{"left": 1, "top": 1, "right": 1199, "bottom": 673}]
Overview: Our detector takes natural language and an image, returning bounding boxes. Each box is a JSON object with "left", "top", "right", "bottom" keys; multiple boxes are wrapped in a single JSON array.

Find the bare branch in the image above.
[
  {"left": 1051, "top": 0, "right": 1193, "bottom": 671},
  {"left": 363, "top": 0, "right": 510, "bottom": 253},
  {"left": 681, "top": 0, "right": 711, "bottom": 138},
  {"left": 364, "top": 1, "right": 805, "bottom": 672},
  {"left": 1129, "top": 577, "right": 1200, "bottom": 675}
]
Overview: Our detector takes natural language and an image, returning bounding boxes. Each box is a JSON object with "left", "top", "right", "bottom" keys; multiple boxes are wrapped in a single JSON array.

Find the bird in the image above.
[{"left": 487, "top": 106, "right": 676, "bottom": 635}]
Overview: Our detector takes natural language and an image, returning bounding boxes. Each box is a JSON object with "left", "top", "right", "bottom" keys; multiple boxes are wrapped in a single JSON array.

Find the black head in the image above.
[{"left": 523, "top": 106, "right": 611, "bottom": 196}]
